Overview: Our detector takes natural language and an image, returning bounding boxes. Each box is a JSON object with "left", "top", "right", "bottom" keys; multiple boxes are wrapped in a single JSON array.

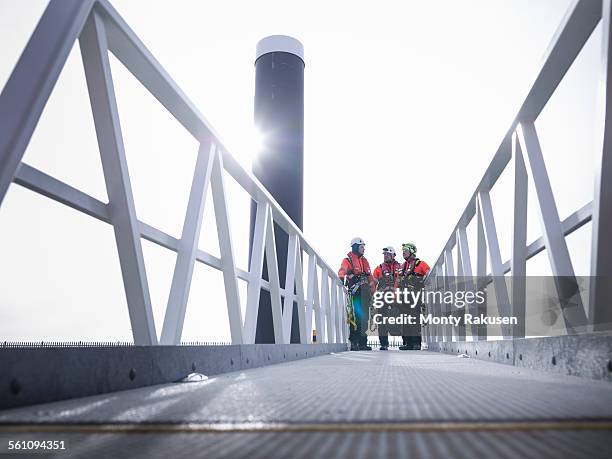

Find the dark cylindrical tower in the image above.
[{"left": 250, "top": 35, "right": 304, "bottom": 343}]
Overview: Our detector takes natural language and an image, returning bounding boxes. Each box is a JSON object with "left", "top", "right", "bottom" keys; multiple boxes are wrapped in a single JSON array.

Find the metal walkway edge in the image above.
[{"left": 1, "top": 351, "right": 611, "bottom": 458}]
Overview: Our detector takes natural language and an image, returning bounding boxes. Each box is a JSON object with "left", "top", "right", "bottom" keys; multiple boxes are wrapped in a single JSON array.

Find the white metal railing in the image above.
[
  {"left": 0, "top": 0, "right": 348, "bottom": 346},
  {"left": 425, "top": 0, "right": 612, "bottom": 343}
]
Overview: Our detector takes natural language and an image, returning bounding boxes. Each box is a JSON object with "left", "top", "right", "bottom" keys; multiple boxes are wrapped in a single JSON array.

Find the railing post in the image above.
[
  {"left": 320, "top": 268, "right": 330, "bottom": 343},
  {"left": 80, "top": 11, "right": 157, "bottom": 345},
  {"left": 263, "top": 206, "right": 284, "bottom": 343},
  {"left": 340, "top": 285, "right": 349, "bottom": 343},
  {"left": 243, "top": 201, "right": 269, "bottom": 344},
  {"left": 517, "top": 122, "right": 586, "bottom": 332},
  {"left": 306, "top": 253, "right": 319, "bottom": 343},
  {"left": 436, "top": 266, "right": 444, "bottom": 342},
  {"left": 423, "top": 279, "right": 434, "bottom": 345},
  {"left": 455, "top": 229, "right": 469, "bottom": 342},
  {"left": 336, "top": 283, "right": 344, "bottom": 343},
  {"left": 428, "top": 270, "right": 436, "bottom": 343},
  {"left": 329, "top": 278, "right": 337, "bottom": 343},
  {"left": 457, "top": 225, "right": 475, "bottom": 340},
  {"left": 478, "top": 189, "right": 512, "bottom": 339},
  {"left": 476, "top": 197, "right": 488, "bottom": 341},
  {"left": 160, "top": 142, "right": 216, "bottom": 344},
  {"left": 312, "top": 260, "right": 323, "bottom": 343},
  {"left": 280, "top": 234, "right": 308, "bottom": 344},
  {"left": 210, "top": 149, "right": 243, "bottom": 344},
  {"left": 443, "top": 250, "right": 454, "bottom": 342},
  {"left": 293, "top": 240, "right": 308, "bottom": 344},
  {"left": 282, "top": 233, "right": 299, "bottom": 343},
  {"left": 511, "top": 132, "right": 528, "bottom": 339}
]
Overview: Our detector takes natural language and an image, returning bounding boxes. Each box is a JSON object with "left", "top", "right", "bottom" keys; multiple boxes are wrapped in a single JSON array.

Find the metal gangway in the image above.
[{"left": 1, "top": 1, "right": 612, "bottom": 458}]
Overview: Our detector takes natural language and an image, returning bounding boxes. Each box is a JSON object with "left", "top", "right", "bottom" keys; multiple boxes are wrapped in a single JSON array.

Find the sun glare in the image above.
[{"left": 251, "top": 126, "right": 267, "bottom": 155}]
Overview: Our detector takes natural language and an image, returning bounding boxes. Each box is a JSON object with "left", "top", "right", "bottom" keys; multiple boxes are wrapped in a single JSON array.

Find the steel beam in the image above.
[
  {"left": 80, "top": 11, "right": 157, "bottom": 345},
  {"left": 322, "top": 269, "right": 333, "bottom": 344},
  {"left": 243, "top": 202, "right": 269, "bottom": 344},
  {"left": 282, "top": 234, "right": 299, "bottom": 343},
  {"left": 263, "top": 206, "right": 284, "bottom": 344},
  {"left": 517, "top": 122, "right": 587, "bottom": 331},
  {"left": 329, "top": 275, "right": 338, "bottom": 344},
  {"left": 590, "top": 0, "right": 612, "bottom": 332},
  {"left": 293, "top": 239, "right": 308, "bottom": 344},
  {"left": 160, "top": 142, "right": 216, "bottom": 344},
  {"left": 457, "top": 225, "right": 475, "bottom": 339},
  {"left": 14, "top": 163, "right": 110, "bottom": 223},
  {"left": 478, "top": 190, "right": 512, "bottom": 339},
  {"left": 511, "top": 132, "right": 528, "bottom": 338},
  {"left": 0, "top": 0, "right": 95, "bottom": 206},
  {"left": 210, "top": 149, "right": 243, "bottom": 344},
  {"left": 443, "top": 250, "right": 455, "bottom": 342}
]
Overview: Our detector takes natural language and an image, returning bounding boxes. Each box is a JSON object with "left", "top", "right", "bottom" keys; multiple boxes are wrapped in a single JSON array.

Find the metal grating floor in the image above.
[{"left": 1, "top": 351, "right": 611, "bottom": 458}]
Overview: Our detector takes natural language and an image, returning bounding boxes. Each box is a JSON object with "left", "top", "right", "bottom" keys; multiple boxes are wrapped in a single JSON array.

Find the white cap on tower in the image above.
[{"left": 256, "top": 35, "right": 304, "bottom": 64}]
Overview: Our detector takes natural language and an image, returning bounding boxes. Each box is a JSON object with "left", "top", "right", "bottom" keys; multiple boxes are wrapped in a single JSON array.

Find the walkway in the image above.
[{"left": 1, "top": 351, "right": 611, "bottom": 458}]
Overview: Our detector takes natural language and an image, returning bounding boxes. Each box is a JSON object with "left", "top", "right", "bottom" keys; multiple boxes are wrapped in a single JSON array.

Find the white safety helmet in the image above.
[
  {"left": 382, "top": 246, "right": 396, "bottom": 257},
  {"left": 350, "top": 237, "right": 365, "bottom": 246}
]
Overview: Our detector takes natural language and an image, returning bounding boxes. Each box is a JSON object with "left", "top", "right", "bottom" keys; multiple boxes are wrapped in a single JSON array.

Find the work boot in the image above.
[
  {"left": 358, "top": 336, "right": 371, "bottom": 351},
  {"left": 380, "top": 346, "right": 388, "bottom": 351}
]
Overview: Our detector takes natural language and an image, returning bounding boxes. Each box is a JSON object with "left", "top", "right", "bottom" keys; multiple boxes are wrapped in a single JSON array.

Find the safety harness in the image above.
[
  {"left": 376, "top": 261, "right": 400, "bottom": 292},
  {"left": 343, "top": 253, "right": 371, "bottom": 331},
  {"left": 398, "top": 257, "right": 424, "bottom": 290},
  {"left": 344, "top": 253, "right": 371, "bottom": 296}
]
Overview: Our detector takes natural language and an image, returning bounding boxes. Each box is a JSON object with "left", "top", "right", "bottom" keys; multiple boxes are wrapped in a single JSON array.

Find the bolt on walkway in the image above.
[{"left": 1, "top": 351, "right": 611, "bottom": 458}]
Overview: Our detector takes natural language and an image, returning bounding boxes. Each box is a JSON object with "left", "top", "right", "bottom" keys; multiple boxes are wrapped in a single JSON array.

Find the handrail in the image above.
[
  {"left": 0, "top": 0, "right": 348, "bottom": 346},
  {"left": 430, "top": 0, "right": 601, "bottom": 272},
  {"left": 426, "top": 0, "right": 610, "bottom": 343}
]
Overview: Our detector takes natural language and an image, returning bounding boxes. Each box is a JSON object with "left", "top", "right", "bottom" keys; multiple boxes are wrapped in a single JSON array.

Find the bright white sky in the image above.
[{"left": 0, "top": 0, "right": 600, "bottom": 342}]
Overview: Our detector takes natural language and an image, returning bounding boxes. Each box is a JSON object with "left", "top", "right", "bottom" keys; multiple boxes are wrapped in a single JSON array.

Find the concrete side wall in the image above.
[
  {"left": 426, "top": 332, "right": 612, "bottom": 382},
  {"left": 0, "top": 343, "right": 347, "bottom": 410}
]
